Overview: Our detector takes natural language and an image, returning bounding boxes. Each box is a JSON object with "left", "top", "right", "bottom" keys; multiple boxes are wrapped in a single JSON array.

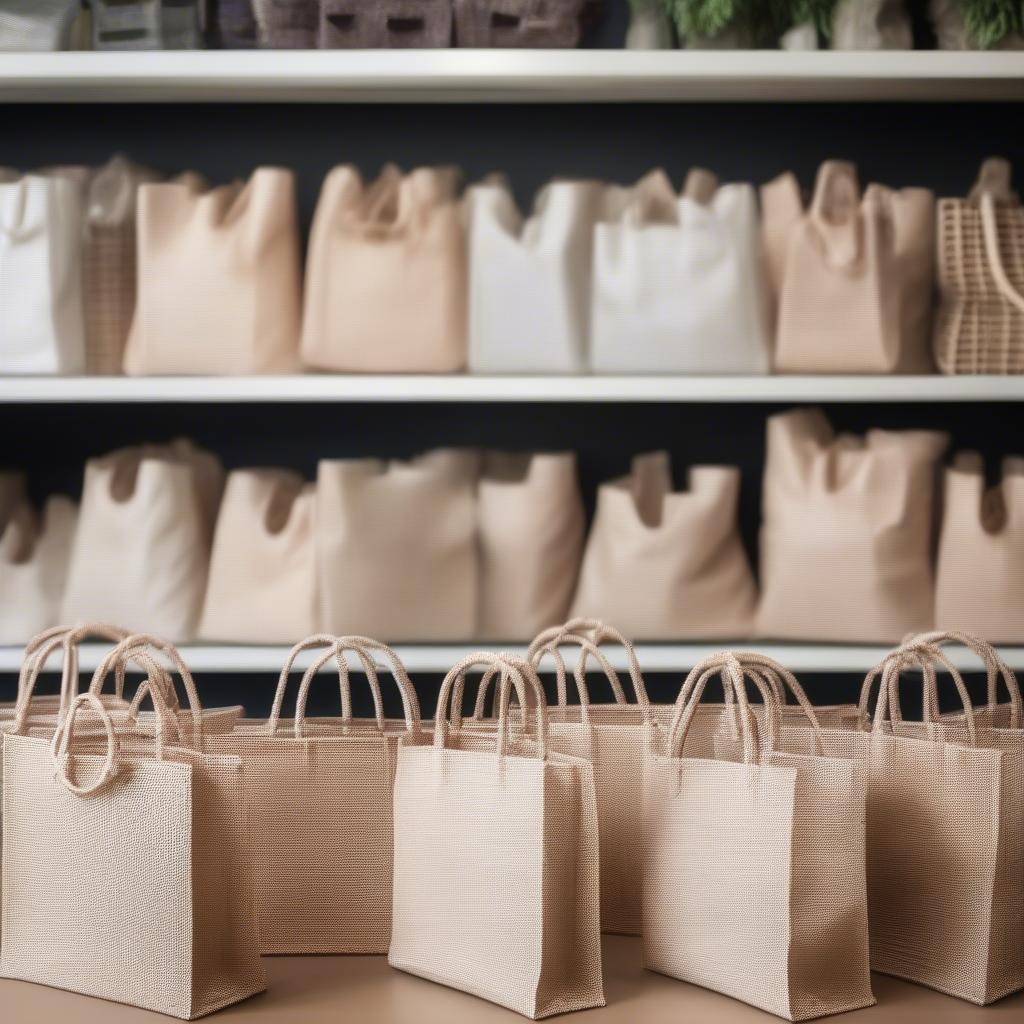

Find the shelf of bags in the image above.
[
  {"left": 0, "top": 51, "right": 1020, "bottom": 104},
  {"left": 4, "top": 643, "right": 1024, "bottom": 675},
  {"left": 2, "top": 375, "right": 1024, "bottom": 403}
]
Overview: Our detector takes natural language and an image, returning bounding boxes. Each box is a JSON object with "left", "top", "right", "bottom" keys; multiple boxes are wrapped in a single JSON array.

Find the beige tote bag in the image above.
[
  {"left": 302, "top": 164, "right": 466, "bottom": 373},
  {"left": 316, "top": 450, "right": 478, "bottom": 640},
  {"left": 572, "top": 452, "right": 757, "bottom": 639},
  {"left": 61, "top": 440, "right": 224, "bottom": 641},
  {"left": 644, "top": 651, "right": 874, "bottom": 1022},
  {"left": 935, "top": 454, "right": 1024, "bottom": 641},
  {"left": 478, "top": 451, "right": 584, "bottom": 642},
  {"left": 757, "top": 409, "right": 948, "bottom": 642},
  {"left": 390, "top": 652, "right": 604, "bottom": 1019},
  {"left": 199, "top": 469, "right": 316, "bottom": 644},
  {"left": 762, "top": 160, "right": 935, "bottom": 374},
  {"left": 125, "top": 168, "right": 302, "bottom": 375}
]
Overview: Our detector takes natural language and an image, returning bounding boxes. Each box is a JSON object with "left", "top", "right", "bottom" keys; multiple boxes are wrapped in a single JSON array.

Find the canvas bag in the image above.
[
  {"left": 466, "top": 178, "right": 603, "bottom": 374},
  {"left": 0, "top": 651, "right": 266, "bottom": 1019},
  {"left": 319, "top": 0, "right": 452, "bottom": 47},
  {"left": 644, "top": 651, "right": 874, "bottom": 1021},
  {"left": 302, "top": 164, "right": 466, "bottom": 373},
  {"left": 316, "top": 449, "right": 478, "bottom": 640},
  {"left": 252, "top": 0, "right": 319, "bottom": 46},
  {"left": 934, "top": 159, "right": 1024, "bottom": 374},
  {"left": 199, "top": 469, "right": 316, "bottom": 644},
  {"left": 454, "top": 0, "right": 596, "bottom": 45},
  {"left": 0, "top": 172, "right": 85, "bottom": 374},
  {"left": 61, "top": 440, "right": 224, "bottom": 641},
  {"left": 0, "top": 0, "right": 80, "bottom": 49},
  {"left": 591, "top": 168, "right": 771, "bottom": 374},
  {"left": 390, "top": 652, "right": 604, "bottom": 1019},
  {"left": 478, "top": 451, "right": 584, "bottom": 641},
  {"left": 762, "top": 160, "right": 935, "bottom": 374},
  {"left": 125, "top": 168, "right": 302, "bottom": 375},
  {"left": 757, "top": 409, "right": 948, "bottom": 642},
  {"left": 831, "top": 0, "right": 912, "bottom": 49},
  {"left": 572, "top": 452, "right": 757, "bottom": 639}
]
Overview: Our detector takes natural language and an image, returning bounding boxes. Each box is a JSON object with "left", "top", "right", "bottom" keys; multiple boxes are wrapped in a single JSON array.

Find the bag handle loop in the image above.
[
  {"left": 980, "top": 192, "right": 1024, "bottom": 315},
  {"left": 50, "top": 693, "right": 120, "bottom": 797},
  {"left": 269, "top": 635, "right": 363, "bottom": 731}
]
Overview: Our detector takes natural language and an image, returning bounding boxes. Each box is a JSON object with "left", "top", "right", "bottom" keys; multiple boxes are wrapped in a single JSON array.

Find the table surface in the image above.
[{"left": 1, "top": 935, "right": 1021, "bottom": 1023}]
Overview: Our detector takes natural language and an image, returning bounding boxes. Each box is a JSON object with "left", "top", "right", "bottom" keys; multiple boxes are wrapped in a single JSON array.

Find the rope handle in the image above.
[
  {"left": 50, "top": 693, "right": 120, "bottom": 797},
  {"left": 268, "top": 634, "right": 360, "bottom": 729},
  {"left": 980, "top": 192, "right": 1024, "bottom": 315}
]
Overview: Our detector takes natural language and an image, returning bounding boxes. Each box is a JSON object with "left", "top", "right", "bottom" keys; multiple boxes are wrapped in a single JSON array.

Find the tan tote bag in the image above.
[
  {"left": 571, "top": 452, "right": 757, "bottom": 639},
  {"left": 125, "top": 167, "right": 302, "bottom": 375},
  {"left": 390, "top": 652, "right": 604, "bottom": 1019},
  {"left": 478, "top": 451, "right": 584, "bottom": 642},
  {"left": 643, "top": 651, "right": 874, "bottom": 1022},
  {"left": 0, "top": 671, "right": 265, "bottom": 1018},
  {"left": 302, "top": 164, "right": 467, "bottom": 373},
  {"left": 762, "top": 160, "right": 935, "bottom": 374},
  {"left": 61, "top": 440, "right": 224, "bottom": 641},
  {"left": 757, "top": 408, "right": 948, "bottom": 642},
  {"left": 199, "top": 469, "right": 316, "bottom": 644},
  {"left": 935, "top": 158, "right": 1024, "bottom": 374},
  {"left": 935, "top": 453, "right": 1024, "bottom": 641},
  {"left": 316, "top": 449, "right": 478, "bottom": 640}
]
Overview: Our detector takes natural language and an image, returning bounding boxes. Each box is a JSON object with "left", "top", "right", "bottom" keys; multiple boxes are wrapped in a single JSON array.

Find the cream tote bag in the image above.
[
  {"left": 316, "top": 450, "right": 478, "bottom": 640},
  {"left": 0, "top": 0, "right": 80, "bottom": 49},
  {"left": 0, "top": 498, "right": 77, "bottom": 645},
  {"left": 302, "top": 164, "right": 467, "bottom": 373},
  {"left": 466, "top": 178, "right": 603, "bottom": 374},
  {"left": 478, "top": 451, "right": 584, "bottom": 641},
  {"left": 831, "top": 0, "right": 912, "bottom": 48},
  {"left": 572, "top": 452, "right": 757, "bottom": 639},
  {"left": 61, "top": 441, "right": 224, "bottom": 641},
  {"left": 757, "top": 409, "right": 948, "bottom": 642},
  {"left": 125, "top": 168, "right": 302, "bottom": 375},
  {"left": 390, "top": 653, "right": 605, "bottom": 1020},
  {"left": 644, "top": 652, "right": 874, "bottom": 1022},
  {"left": 762, "top": 160, "right": 935, "bottom": 374},
  {"left": 591, "top": 168, "right": 771, "bottom": 374},
  {"left": 204, "top": 636, "right": 422, "bottom": 954},
  {"left": 0, "top": 172, "right": 85, "bottom": 374},
  {"left": 199, "top": 469, "right": 316, "bottom": 644}
]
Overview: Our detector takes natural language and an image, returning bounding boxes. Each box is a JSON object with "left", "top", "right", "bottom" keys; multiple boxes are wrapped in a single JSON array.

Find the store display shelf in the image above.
[
  {"left": 3, "top": 374, "right": 1024, "bottom": 404},
  {"left": 0, "top": 51, "right": 1021, "bottom": 104}
]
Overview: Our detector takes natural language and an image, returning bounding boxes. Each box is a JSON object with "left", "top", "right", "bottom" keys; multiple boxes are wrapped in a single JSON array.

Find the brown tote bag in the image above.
[
  {"left": 390, "top": 652, "right": 604, "bottom": 1019},
  {"left": 204, "top": 634, "right": 423, "bottom": 954},
  {"left": 643, "top": 651, "right": 874, "bottom": 1022}
]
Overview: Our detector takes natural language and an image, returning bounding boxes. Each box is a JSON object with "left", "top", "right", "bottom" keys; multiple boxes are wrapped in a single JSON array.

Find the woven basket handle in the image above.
[
  {"left": 980, "top": 192, "right": 1024, "bottom": 315},
  {"left": 269, "top": 634, "right": 360, "bottom": 731}
]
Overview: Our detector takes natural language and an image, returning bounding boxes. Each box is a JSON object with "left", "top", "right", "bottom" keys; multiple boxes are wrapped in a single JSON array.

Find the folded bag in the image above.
[
  {"left": 572, "top": 452, "right": 757, "bottom": 639},
  {"left": 199, "top": 469, "right": 316, "bottom": 644},
  {"left": 0, "top": 0, "right": 80, "bottom": 50},
  {"left": 762, "top": 160, "right": 935, "bottom": 374},
  {"left": 757, "top": 409, "right": 948, "bottom": 642},
  {"left": 454, "top": 0, "right": 597, "bottom": 45},
  {"left": 591, "top": 168, "right": 771, "bottom": 374},
  {"left": 125, "top": 168, "right": 303, "bottom": 375},
  {"left": 466, "top": 178, "right": 603, "bottom": 374},
  {"left": 389, "top": 652, "right": 605, "bottom": 1019},
  {"left": 302, "top": 164, "right": 466, "bottom": 373},
  {"left": 319, "top": 0, "right": 453, "bottom": 47}
]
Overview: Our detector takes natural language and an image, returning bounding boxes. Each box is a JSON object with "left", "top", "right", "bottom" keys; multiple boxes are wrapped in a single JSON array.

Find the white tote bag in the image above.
[
  {"left": 591, "top": 168, "right": 770, "bottom": 374},
  {"left": 0, "top": 1, "right": 81, "bottom": 49},
  {"left": 466, "top": 178, "right": 603, "bottom": 374},
  {"left": 0, "top": 173, "right": 85, "bottom": 374}
]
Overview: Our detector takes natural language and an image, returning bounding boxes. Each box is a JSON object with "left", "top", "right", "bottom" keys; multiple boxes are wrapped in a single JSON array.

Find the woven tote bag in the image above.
[
  {"left": 316, "top": 450, "right": 478, "bottom": 640},
  {"left": 390, "top": 652, "right": 605, "bottom": 1019},
  {"left": 0, "top": 0, "right": 80, "bottom": 49},
  {"left": 319, "top": 0, "right": 452, "bottom": 46},
  {"left": 204, "top": 636, "right": 422, "bottom": 954},
  {"left": 252, "top": 0, "right": 319, "bottom": 46},
  {"left": 934, "top": 159, "right": 1024, "bottom": 374},
  {"left": 466, "top": 178, "right": 603, "bottom": 373},
  {"left": 757, "top": 409, "right": 948, "bottom": 642},
  {"left": 478, "top": 451, "right": 584, "bottom": 641},
  {"left": 125, "top": 168, "right": 302, "bottom": 375},
  {"left": 0, "top": 172, "right": 85, "bottom": 374},
  {"left": 762, "top": 160, "right": 935, "bottom": 374},
  {"left": 454, "top": 0, "right": 597, "bottom": 45},
  {"left": 572, "top": 452, "right": 757, "bottom": 639},
  {"left": 302, "top": 164, "right": 466, "bottom": 373},
  {"left": 644, "top": 651, "right": 874, "bottom": 1022},
  {"left": 198, "top": 469, "right": 316, "bottom": 644},
  {"left": 61, "top": 440, "right": 224, "bottom": 641},
  {"left": 591, "top": 168, "right": 771, "bottom": 374}
]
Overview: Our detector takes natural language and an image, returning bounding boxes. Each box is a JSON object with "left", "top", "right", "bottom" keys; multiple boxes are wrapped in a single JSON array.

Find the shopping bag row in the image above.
[
  {"left": 1, "top": 623, "right": 1021, "bottom": 1020},
  {"left": 3, "top": 155, "right": 1021, "bottom": 378}
]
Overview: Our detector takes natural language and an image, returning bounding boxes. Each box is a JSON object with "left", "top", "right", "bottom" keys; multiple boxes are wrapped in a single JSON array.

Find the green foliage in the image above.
[
  {"left": 955, "top": 0, "right": 1024, "bottom": 48},
  {"left": 664, "top": 0, "right": 841, "bottom": 42},
  {"left": 786, "top": 0, "right": 839, "bottom": 38},
  {"left": 665, "top": 0, "right": 751, "bottom": 39}
]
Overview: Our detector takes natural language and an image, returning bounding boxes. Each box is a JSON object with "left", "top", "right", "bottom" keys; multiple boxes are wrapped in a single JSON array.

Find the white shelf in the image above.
[
  {"left": 0, "top": 51, "right": 1020, "bottom": 103},
  {"left": 6, "top": 642, "right": 1024, "bottom": 675},
  {"left": 2, "top": 374, "right": 1024, "bottom": 403}
]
